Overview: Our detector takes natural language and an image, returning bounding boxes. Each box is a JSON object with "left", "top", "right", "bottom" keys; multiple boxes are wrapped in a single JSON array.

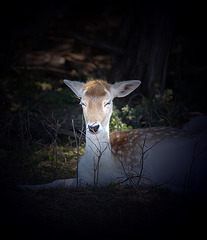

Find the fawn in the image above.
[{"left": 20, "top": 79, "right": 207, "bottom": 195}]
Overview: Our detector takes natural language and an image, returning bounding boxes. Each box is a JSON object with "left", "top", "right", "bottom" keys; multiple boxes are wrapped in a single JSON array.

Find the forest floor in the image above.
[
  {"left": 1, "top": 183, "right": 206, "bottom": 239},
  {"left": 1, "top": 3, "right": 207, "bottom": 239}
]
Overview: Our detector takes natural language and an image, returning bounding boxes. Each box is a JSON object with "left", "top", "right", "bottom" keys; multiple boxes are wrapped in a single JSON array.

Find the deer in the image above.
[{"left": 20, "top": 79, "right": 207, "bottom": 196}]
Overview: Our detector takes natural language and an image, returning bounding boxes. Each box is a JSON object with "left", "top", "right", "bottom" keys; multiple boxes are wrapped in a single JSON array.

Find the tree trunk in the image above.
[{"left": 108, "top": 1, "right": 176, "bottom": 96}]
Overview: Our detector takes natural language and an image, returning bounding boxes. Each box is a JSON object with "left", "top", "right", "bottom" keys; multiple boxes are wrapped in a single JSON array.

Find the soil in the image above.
[{"left": 1, "top": 184, "right": 206, "bottom": 239}]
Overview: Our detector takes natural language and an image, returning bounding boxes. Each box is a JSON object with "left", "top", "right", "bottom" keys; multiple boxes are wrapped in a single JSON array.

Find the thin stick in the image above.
[{"left": 72, "top": 119, "right": 79, "bottom": 187}]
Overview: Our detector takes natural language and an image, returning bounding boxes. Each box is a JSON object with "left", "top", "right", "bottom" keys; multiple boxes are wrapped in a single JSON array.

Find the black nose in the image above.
[{"left": 88, "top": 124, "right": 100, "bottom": 133}]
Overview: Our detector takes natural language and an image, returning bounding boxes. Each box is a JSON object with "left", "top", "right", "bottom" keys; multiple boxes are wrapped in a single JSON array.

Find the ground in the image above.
[{"left": 1, "top": 184, "right": 206, "bottom": 239}]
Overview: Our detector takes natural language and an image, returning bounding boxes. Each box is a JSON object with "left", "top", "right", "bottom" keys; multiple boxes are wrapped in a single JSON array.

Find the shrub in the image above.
[
  {"left": 110, "top": 105, "right": 132, "bottom": 131},
  {"left": 110, "top": 86, "right": 180, "bottom": 131}
]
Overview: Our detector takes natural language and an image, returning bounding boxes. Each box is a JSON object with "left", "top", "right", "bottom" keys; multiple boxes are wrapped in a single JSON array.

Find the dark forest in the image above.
[{"left": 0, "top": 0, "right": 207, "bottom": 239}]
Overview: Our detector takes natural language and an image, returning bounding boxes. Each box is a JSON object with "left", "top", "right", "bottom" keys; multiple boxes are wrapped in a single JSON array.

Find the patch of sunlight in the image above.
[
  {"left": 10, "top": 102, "right": 20, "bottom": 111},
  {"left": 35, "top": 81, "right": 53, "bottom": 91},
  {"left": 56, "top": 87, "right": 63, "bottom": 92}
]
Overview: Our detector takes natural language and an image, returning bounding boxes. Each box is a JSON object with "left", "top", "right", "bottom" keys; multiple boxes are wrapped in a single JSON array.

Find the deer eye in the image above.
[
  {"left": 104, "top": 100, "right": 111, "bottom": 107},
  {"left": 80, "top": 101, "right": 86, "bottom": 107}
]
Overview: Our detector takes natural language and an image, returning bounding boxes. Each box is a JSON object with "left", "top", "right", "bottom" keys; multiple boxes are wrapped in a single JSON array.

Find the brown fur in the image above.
[
  {"left": 83, "top": 80, "right": 111, "bottom": 98},
  {"left": 110, "top": 127, "right": 186, "bottom": 166}
]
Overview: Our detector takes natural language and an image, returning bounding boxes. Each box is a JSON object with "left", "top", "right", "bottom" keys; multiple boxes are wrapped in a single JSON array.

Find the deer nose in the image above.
[{"left": 88, "top": 124, "right": 100, "bottom": 133}]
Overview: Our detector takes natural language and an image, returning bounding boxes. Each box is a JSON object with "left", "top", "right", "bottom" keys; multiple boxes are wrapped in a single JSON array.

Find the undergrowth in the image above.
[
  {"left": 110, "top": 84, "right": 180, "bottom": 131},
  {"left": 1, "top": 72, "right": 181, "bottom": 185}
]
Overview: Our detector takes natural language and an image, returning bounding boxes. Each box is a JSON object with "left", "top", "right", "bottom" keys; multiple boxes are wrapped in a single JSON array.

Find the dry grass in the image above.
[{"left": 2, "top": 182, "right": 205, "bottom": 240}]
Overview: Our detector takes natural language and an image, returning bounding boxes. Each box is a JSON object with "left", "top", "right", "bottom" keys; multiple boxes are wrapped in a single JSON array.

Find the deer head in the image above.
[{"left": 64, "top": 79, "right": 141, "bottom": 135}]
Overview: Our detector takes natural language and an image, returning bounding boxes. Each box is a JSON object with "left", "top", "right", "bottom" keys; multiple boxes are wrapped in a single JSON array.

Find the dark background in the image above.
[{"left": 1, "top": 0, "right": 207, "bottom": 101}]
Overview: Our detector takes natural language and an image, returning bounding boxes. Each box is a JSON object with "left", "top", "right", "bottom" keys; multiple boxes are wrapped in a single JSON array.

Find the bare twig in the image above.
[
  {"left": 183, "top": 135, "right": 207, "bottom": 195},
  {"left": 93, "top": 143, "right": 108, "bottom": 186},
  {"left": 72, "top": 119, "right": 79, "bottom": 187},
  {"left": 58, "top": 128, "right": 75, "bottom": 137},
  {"left": 72, "top": 117, "right": 85, "bottom": 187},
  {"left": 69, "top": 31, "right": 125, "bottom": 55},
  {"left": 80, "top": 126, "right": 109, "bottom": 186},
  {"left": 40, "top": 111, "right": 65, "bottom": 177},
  {"left": 86, "top": 133, "right": 109, "bottom": 186},
  {"left": 13, "top": 66, "right": 71, "bottom": 75},
  {"left": 116, "top": 129, "right": 165, "bottom": 187}
]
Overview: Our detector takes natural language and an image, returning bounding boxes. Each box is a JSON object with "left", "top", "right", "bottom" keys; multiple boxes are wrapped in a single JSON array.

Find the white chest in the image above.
[{"left": 78, "top": 132, "right": 117, "bottom": 185}]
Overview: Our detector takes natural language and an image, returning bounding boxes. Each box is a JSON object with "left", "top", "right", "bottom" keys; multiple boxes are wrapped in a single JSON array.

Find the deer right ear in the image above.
[
  {"left": 111, "top": 80, "right": 141, "bottom": 98},
  {"left": 63, "top": 80, "right": 85, "bottom": 98}
]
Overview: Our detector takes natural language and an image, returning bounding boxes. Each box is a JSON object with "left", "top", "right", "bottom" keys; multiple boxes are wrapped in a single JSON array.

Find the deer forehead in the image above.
[
  {"left": 82, "top": 80, "right": 111, "bottom": 102},
  {"left": 83, "top": 80, "right": 111, "bottom": 92}
]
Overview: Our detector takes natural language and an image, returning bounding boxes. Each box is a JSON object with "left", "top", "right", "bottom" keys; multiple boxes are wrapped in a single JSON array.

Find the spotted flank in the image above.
[{"left": 110, "top": 127, "right": 188, "bottom": 166}]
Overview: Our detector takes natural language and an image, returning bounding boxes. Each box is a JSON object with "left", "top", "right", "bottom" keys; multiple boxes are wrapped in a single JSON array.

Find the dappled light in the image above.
[{"left": 23, "top": 41, "right": 112, "bottom": 78}]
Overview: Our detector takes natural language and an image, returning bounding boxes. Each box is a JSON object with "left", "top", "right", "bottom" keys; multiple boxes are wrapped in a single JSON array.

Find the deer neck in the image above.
[{"left": 85, "top": 124, "right": 112, "bottom": 162}]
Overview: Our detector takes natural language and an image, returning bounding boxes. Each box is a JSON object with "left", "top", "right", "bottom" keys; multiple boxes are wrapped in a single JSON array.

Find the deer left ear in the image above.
[
  {"left": 63, "top": 80, "right": 85, "bottom": 98},
  {"left": 111, "top": 80, "right": 141, "bottom": 98}
]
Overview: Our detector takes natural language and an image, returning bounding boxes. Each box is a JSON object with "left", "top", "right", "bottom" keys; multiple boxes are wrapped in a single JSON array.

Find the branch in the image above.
[
  {"left": 58, "top": 128, "right": 75, "bottom": 137},
  {"left": 72, "top": 119, "right": 79, "bottom": 187},
  {"left": 69, "top": 31, "right": 125, "bottom": 55},
  {"left": 12, "top": 66, "right": 70, "bottom": 75}
]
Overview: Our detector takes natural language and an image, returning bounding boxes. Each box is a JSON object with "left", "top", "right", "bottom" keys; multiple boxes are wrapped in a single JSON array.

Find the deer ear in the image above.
[
  {"left": 63, "top": 80, "right": 85, "bottom": 98},
  {"left": 111, "top": 80, "right": 141, "bottom": 98}
]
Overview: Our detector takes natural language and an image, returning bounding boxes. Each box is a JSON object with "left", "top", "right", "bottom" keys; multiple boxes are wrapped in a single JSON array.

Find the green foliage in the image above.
[
  {"left": 151, "top": 88, "right": 177, "bottom": 126},
  {"left": 35, "top": 81, "right": 53, "bottom": 91},
  {"left": 110, "top": 105, "right": 132, "bottom": 131},
  {"left": 39, "top": 88, "right": 77, "bottom": 109},
  {"left": 24, "top": 144, "right": 85, "bottom": 184},
  {"left": 110, "top": 86, "right": 180, "bottom": 130}
]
